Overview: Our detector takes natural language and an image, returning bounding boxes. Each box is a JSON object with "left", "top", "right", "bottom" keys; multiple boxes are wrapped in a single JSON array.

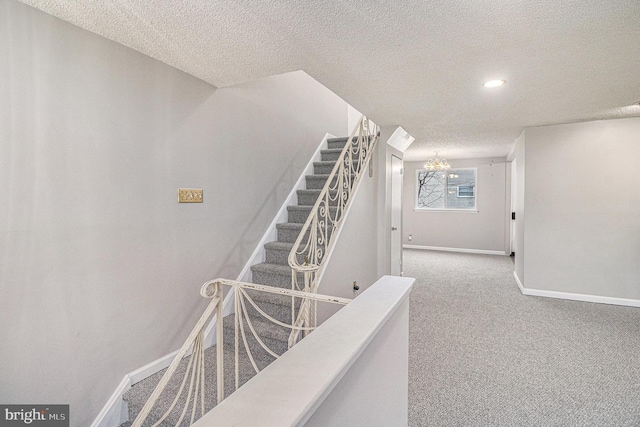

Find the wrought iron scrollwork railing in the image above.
[
  {"left": 131, "top": 279, "right": 350, "bottom": 427},
  {"left": 131, "top": 118, "right": 377, "bottom": 425},
  {"left": 287, "top": 115, "right": 380, "bottom": 347}
]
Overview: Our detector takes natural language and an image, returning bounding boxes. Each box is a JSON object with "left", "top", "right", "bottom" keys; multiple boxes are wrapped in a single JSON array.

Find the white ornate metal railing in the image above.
[
  {"left": 131, "top": 279, "right": 350, "bottom": 427},
  {"left": 287, "top": 115, "right": 379, "bottom": 347}
]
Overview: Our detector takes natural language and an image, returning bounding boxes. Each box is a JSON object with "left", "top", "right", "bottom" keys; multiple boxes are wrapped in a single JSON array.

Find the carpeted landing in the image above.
[{"left": 405, "top": 249, "right": 640, "bottom": 426}]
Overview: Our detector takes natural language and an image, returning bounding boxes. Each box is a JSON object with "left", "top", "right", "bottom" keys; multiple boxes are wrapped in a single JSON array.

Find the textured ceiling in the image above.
[{"left": 18, "top": 0, "right": 640, "bottom": 160}]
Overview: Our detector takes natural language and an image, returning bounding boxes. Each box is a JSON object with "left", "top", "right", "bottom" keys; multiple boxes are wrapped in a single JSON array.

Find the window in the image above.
[
  {"left": 457, "top": 185, "right": 474, "bottom": 198},
  {"left": 416, "top": 168, "right": 476, "bottom": 210}
]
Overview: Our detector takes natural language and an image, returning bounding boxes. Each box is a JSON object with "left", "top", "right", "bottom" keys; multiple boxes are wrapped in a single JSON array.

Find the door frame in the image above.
[{"left": 390, "top": 154, "right": 403, "bottom": 276}]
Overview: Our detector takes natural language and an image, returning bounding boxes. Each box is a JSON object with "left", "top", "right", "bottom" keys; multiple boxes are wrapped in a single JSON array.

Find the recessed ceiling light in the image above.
[{"left": 483, "top": 79, "right": 506, "bottom": 88}]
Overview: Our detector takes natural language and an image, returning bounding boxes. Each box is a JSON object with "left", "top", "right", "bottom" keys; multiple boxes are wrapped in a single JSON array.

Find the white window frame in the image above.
[
  {"left": 414, "top": 168, "right": 478, "bottom": 212},
  {"left": 457, "top": 185, "right": 475, "bottom": 198}
]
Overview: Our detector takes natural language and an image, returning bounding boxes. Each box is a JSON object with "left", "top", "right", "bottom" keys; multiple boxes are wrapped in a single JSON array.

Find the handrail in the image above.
[
  {"left": 287, "top": 115, "right": 379, "bottom": 346},
  {"left": 131, "top": 118, "right": 377, "bottom": 425},
  {"left": 131, "top": 279, "right": 350, "bottom": 427}
]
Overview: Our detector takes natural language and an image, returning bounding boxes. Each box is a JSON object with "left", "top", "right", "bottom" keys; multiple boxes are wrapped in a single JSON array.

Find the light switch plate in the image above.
[{"left": 178, "top": 188, "right": 203, "bottom": 203}]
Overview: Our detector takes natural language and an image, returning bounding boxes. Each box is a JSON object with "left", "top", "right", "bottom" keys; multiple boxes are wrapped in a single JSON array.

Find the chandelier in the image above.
[{"left": 425, "top": 152, "right": 450, "bottom": 170}]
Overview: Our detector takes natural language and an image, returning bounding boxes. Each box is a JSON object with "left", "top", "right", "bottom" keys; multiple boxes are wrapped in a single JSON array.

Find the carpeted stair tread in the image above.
[
  {"left": 313, "top": 160, "right": 358, "bottom": 167},
  {"left": 321, "top": 148, "right": 344, "bottom": 155},
  {"left": 320, "top": 149, "right": 343, "bottom": 161},
  {"left": 250, "top": 262, "right": 294, "bottom": 276},
  {"left": 264, "top": 241, "right": 295, "bottom": 251},
  {"left": 121, "top": 345, "right": 261, "bottom": 427},
  {"left": 275, "top": 222, "right": 305, "bottom": 243},
  {"left": 223, "top": 314, "right": 290, "bottom": 347},
  {"left": 251, "top": 262, "right": 302, "bottom": 288},
  {"left": 297, "top": 189, "right": 322, "bottom": 204},
  {"left": 298, "top": 190, "right": 348, "bottom": 208},
  {"left": 308, "top": 172, "right": 356, "bottom": 178},
  {"left": 275, "top": 222, "right": 303, "bottom": 231},
  {"left": 288, "top": 204, "right": 332, "bottom": 211},
  {"left": 305, "top": 174, "right": 355, "bottom": 190},
  {"left": 326, "top": 136, "right": 373, "bottom": 150},
  {"left": 264, "top": 241, "right": 296, "bottom": 265},
  {"left": 297, "top": 188, "right": 323, "bottom": 196},
  {"left": 327, "top": 136, "right": 351, "bottom": 143},
  {"left": 305, "top": 173, "right": 332, "bottom": 180},
  {"left": 313, "top": 160, "right": 360, "bottom": 174},
  {"left": 241, "top": 290, "right": 301, "bottom": 323},
  {"left": 313, "top": 160, "right": 340, "bottom": 167},
  {"left": 242, "top": 285, "right": 302, "bottom": 307},
  {"left": 327, "top": 135, "right": 373, "bottom": 142},
  {"left": 287, "top": 204, "right": 338, "bottom": 223},
  {"left": 288, "top": 204, "right": 338, "bottom": 210}
]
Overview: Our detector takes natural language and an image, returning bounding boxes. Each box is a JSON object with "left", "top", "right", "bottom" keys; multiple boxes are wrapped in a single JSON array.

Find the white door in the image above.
[{"left": 391, "top": 155, "right": 403, "bottom": 276}]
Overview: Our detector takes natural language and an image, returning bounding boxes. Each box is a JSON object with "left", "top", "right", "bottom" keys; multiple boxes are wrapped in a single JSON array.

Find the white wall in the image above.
[
  {"left": 303, "top": 288, "right": 409, "bottom": 427},
  {"left": 316, "top": 144, "right": 381, "bottom": 323},
  {"left": 402, "top": 158, "right": 509, "bottom": 253},
  {"left": 523, "top": 118, "right": 640, "bottom": 300},
  {"left": 0, "top": 2, "right": 348, "bottom": 425}
]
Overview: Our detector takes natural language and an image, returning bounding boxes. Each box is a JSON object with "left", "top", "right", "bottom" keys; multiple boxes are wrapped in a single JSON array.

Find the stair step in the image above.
[
  {"left": 286, "top": 205, "right": 309, "bottom": 223},
  {"left": 327, "top": 137, "right": 350, "bottom": 150},
  {"left": 297, "top": 189, "right": 322, "bottom": 206},
  {"left": 313, "top": 161, "right": 337, "bottom": 175},
  {"left": 287, "top": 204, "right": 338, "bottom": 223},
  {"left": 313, "top": 160, "right": 360, "bottom": 175},
  {"left": 264, "top": 241, "right": 294, "bottom": 265},
  {"left": 305, "top": 174, "right": 331, "bottom": 189},
  {"left": 305, "top": 173, "right": 356, "bottom": 190},
  {"left": 265, "top": 241, "right": 308, "bottom": 266},
  {"left": 276, "top": 222, "right": 304, "bottom": 243},
  {"left": 320, "top": 148, "right": 344, "bottom": 162},
  {"left": 298, "top": 188, "right": 348, "bottom": 207},
  {"left": 251, "top": 262, "right": 302, "bottom": 288},
  {"left": 241, "top": 288, "right": 301, "bottom": 323},
  {"left": 122, "top": 343, "right": 259, "bottom": 427},
  {"left": 223, "top": 314, "right": 289, "bottom": 356}
]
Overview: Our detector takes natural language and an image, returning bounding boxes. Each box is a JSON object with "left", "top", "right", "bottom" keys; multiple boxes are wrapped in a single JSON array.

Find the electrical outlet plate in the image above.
[{"left": 178, "top": 188, "right": 203, "bottom": 203}]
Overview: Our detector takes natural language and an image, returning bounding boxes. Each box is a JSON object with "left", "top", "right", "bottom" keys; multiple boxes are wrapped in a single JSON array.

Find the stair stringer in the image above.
[{"left": 90, "top": 133, "right": 334, "bottom": 427}]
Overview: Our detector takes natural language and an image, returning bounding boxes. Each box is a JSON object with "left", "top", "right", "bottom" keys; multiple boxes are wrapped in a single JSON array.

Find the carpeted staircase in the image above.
[{"left": 119, "top": 137, "right": 352, "bottom": 427}]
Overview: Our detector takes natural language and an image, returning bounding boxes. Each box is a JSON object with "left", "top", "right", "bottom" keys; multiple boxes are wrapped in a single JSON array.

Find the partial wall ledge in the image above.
[{"left": 193, "top": 275, "right": 414, "bottom": 427}]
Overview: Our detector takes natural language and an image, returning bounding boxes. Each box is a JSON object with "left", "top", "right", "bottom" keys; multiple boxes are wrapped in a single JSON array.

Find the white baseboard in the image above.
[
  {"left": 90, "top": 377, "right": 130, "bottom": 427},
  {"left": 92, "top": 133, "right": 334, "bottom": 427},
  {"left": 513, "top": 271, "right": 525, "bottom": 293},
  {"left": 513, "top": 271, "right": 640, "bottom": 308},
  {"left": 403, "top": 244, "right": 508, "bottom": 256}
]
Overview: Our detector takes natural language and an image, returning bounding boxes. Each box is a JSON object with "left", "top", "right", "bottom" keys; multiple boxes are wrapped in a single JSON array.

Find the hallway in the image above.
[{"left": 405, "top": 249, "right": 640, "bottom": 426}]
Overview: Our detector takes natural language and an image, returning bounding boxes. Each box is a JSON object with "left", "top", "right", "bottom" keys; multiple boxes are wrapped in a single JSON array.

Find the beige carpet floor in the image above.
[{"left": 405, "top": 249, "right": 640, "bottom": 427}]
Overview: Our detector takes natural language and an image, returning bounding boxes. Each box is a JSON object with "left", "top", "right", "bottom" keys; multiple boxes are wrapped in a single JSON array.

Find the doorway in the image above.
[
  {"left": 391, "top": 155, "right": 403, "bottom": 275},
  {"left": 509, "top": 158, "right": 517, "bottom": 260}
]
